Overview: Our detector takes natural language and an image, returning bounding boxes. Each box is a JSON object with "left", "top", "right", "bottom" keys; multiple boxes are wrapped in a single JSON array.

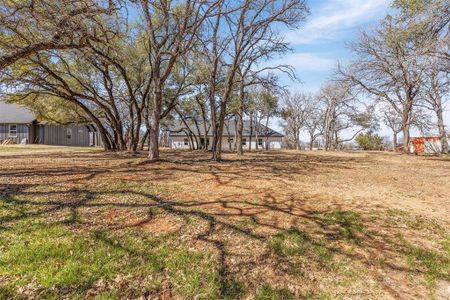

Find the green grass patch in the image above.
[
  {"left": 402, "top": 235, "right": 450, "bottom": 285},
  {"left": 220, "top": 278, "right": 245, "bottom": 299},
  {"left": 386, "top": 209, "right": 446, "bottom": 235},
  {"left": 318, "top": 210, "right": 364, "bottom": 241},
  {"left": 0, "top": 221, "right": 220, "bottom": 298},
  {"left": 270, "top": 227, "right": 309, "bottom": 257},
  {"left": 255, "top": 285, "right": 294, "bottom": 300},
  {"left": 269, "top": 227, "right": 336, "bottom": 273},
  {"left": 0, "top": 284, "right": 19, "bottom": 299},
  {"left": 1, "top": 224, "right": 146, "bottom": 292},
  {"left": 165, "top": 249, "right": 219, "bottom": 298},
  {"left": 0, "top": 196, "right": 28, "bottom": 219},
  {"left": 313, "top": 243, "right": 334, "bottom": 268},
  {"left": 238, "top": 216, "right": 258, "bottom": 227}
]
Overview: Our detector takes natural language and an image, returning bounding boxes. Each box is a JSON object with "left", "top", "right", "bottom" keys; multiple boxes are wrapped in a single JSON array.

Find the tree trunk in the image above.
[
  {"left": 213, "top": 105, "right": 227, "bottom": 161},
  {"left": 76, "top": 99, "right": 115, "bottom": 151},
  {"left": 211, "top": 106, "right": 226, "bottom": 161},
  {"left": 212, "top": 77, "right": 235, "bottom": 161},
  {"left": 237, "top": 114, "right": 244, "bottom": 155},
  {"left": 203, "top": 123, "right": 209, "bottom": 151},
  {"left": 436, "top": 107, "right": 449, "bottom": 154},
  {"left": 193, "top": 119, "right": 202, "bottom": 150},
  {"left": 193, "top": 133, "right": 199, "bottom": 150},
  {"left": 99, "top": 126, "right": 113, "bottom": 151},
  {"left": 401, "top": 94, "right": 414, "bottom": 154},
  {"left": 148, "top": 124, "right": 159, "bottom": 159},
  {"left": 130, "top": 107, "right": 143, "bottom": 152},
  {"left": 189, "top": 133, "right": 195, "bottom": 150},
  {"left": 139, "top": 129, "right": 149, "bottom": 151},
  {"left": 309, "top": 133, "right": 314, "bottom": 150},
  {"left": 249, "top": 112, "right": 253, "bottom": 152},
  {"left": 333, "top": 130, "right": 339, "bottom": 150},
  {"left": 127, "top": 105, "right": 136, "bottom": 152},
  {"left": 211, "top": 127, "right": 219, "bottom": 160},
  {"left": 233, "top": 117, "right": 237, "bottom": 151},
  {"left": 109, "top": 119, "right": 125, "bottom": 151},
  {"left": 209, "top": 81, "right": 219, "bottom": 159},
  {"left": 264, "top": 116, "right": 270, "bottom": 150},
  {"left": 148, "top": 78, "right": 163, "bottom": 159},
  {"left": 237, "top": 83, "right": 245, "bottom": 155},
  {"left": 393, "top": 132, "right": 398, "bottom": 151},
  {"left": 148, "top": 97, "right": 161, "bottom": 160},
  {"left": 255, "top": 116, "right": 259, "bottom": 150},
  {"left": 402, "top": 107, "right": 412, "bottom": 154},
  {"left": 195, "top": 96, "right": 209, "bottom": 150},
  {"left": 402, "top": 124, "right": 411, "bottom": 154}
]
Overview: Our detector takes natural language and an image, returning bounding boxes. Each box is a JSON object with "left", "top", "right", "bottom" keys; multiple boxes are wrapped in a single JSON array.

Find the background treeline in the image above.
[
  {"left": 280, "top": 0, "right": 449, "bottom": 153},
  {"left": 0, "top": 0, "right": 448, "bottom": 158},
  {"left": 0, "top": 0, "right": 309, "bottom": 160}
]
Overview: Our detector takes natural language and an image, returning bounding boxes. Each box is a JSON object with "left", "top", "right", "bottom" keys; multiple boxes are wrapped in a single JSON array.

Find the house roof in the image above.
[
  {"left": 167, "top": 119, "right": 284, "bottom": 138},
  {"left": 0, "top": 100, "right": 36, "bottom": 124}
]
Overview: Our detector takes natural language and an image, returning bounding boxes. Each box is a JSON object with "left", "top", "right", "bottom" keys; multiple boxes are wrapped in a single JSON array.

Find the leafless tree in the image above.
[
  {"left": 338, "top": 18, "right": 424, "bottom": 153},
  {"left": 380, "top": 102, "right": 434, "bottom": 150},
  {"left": 280, "top": 92, "right": 312, "bottom": 150},
  {"left": 200, "top": 0, "right": 308, "bottom": 160},
  {"left": 320, "top": 82, "right": 377, "bottom": 150},
  {"left": 381, "top": 105, "right": 403, "bottom": 150},
  {"left": 418, "top": 57, "right": 449, "bottom": 153},
  {"left": 304, "top": 98, "right": 324, "bottom": 150},
  {"left": 232, "top": 21, "right": 298, "bottom": 155},
  {"left": 394, "top": 0, "right": 450, "bottom": 65},
  {"left": 137, "top": 0, "right": 220, "bottom": 160}
]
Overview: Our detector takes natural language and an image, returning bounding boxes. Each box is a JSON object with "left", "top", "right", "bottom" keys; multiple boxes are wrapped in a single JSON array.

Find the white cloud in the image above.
[
  {"left": 262, "top": 52, "right": 343, "bottom": 94},
  {"left": 286, "top": 0, "right": 390, "bottom": 45},
  {"left": 267, "top": 52, "right": 337, "bottom": 72}
]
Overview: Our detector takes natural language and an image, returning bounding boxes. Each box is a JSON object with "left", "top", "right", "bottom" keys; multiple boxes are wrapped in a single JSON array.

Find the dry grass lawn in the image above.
[{"left": 0, "top": 145, "right": 449, "bottom": 299}]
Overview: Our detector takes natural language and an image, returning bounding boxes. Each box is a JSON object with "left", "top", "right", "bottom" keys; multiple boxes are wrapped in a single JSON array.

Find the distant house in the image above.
[
  {"left": 0, "top": 100, "right": 101, "bottom": 147},
  {"left": 409, "top": 136, "right": 449, "bottom": 154},
  {"left": 167, "top": 120, "right": 284, "bottom": 150}
]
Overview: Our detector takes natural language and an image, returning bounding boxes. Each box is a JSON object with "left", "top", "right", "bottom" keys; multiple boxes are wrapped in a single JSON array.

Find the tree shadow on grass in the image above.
[
  {"left": 2, "top": 185, "right": 447, "bottom": 298},
  {"left": 0, "top": 150, "right": 448, "bottom": 298}
]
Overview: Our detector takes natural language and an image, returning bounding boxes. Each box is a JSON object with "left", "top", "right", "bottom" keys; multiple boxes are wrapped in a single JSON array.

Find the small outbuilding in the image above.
[{"left": 409, "top": 136, "right": 448, "bottom": 154}]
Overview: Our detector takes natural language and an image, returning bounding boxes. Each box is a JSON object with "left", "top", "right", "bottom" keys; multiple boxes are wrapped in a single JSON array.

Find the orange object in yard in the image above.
[{"left": 410, "top": 137, "right": 442, "bottom": 154}]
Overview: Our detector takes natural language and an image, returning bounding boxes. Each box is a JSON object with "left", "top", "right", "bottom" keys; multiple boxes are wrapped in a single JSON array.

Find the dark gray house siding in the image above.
[
  {"left": 1, "top": 100, "right": 102, "bottom": 147},
  {"left": 33, "top": 124, "right": 97, "bottom": 147},
  {"left": 0, "top": 123, "right": 31, "bottom": 144},
  {"left": 0, "top": 122, "right": 101, "bottom": 146}
]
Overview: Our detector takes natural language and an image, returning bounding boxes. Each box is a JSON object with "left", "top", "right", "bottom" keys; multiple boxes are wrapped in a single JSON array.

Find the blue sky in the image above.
[
  {"left": 267, "top": 0, "right": 392, "bottom": 137},
  {"left": 268, "top": 0, "right": 449, "bottom": 140},
  {"left": 274, "top": 0, "right": 391, "bottom": 93}
]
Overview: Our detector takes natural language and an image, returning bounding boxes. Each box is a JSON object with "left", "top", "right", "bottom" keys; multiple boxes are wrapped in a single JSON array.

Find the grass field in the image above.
[
  {"left": 0, "top": 146, "right": 449, "bottom": 299},
  {"left": 0, "top": 144, "right": 102, "bottom": 155}
]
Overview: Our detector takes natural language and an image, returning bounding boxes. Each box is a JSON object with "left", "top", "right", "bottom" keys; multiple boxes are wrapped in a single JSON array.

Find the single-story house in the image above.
[
  {"left": 0, "top": 100, "right": 101, "bottom": 147},
  {"left": 167, "top": 119, "right": 284, "bottom": 150},
  {"left": 409, "top": 136, "right": 449, "bottom": 154}
]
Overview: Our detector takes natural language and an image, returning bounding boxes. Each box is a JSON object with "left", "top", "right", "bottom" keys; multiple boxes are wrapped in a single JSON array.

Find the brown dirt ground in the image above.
[{"left": 1, "top": 146, "right": 449, "bottom": 299}]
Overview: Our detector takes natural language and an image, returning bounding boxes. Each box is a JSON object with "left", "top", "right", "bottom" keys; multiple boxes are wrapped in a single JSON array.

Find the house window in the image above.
[
  {"left": 258, "top": 138, "right": 263, "bottom": 146},
  {"left": 242, "top": 138, "right": 247, "bottom": 146},
  {"left": 184, "top": 138, "right": 189, "bottom": 145},
  {"left": 67, "top": 128, "right": 72, "bottom": 139},
  {"left": 9, "top": 124, "right": 17, "bottom": 137}
]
